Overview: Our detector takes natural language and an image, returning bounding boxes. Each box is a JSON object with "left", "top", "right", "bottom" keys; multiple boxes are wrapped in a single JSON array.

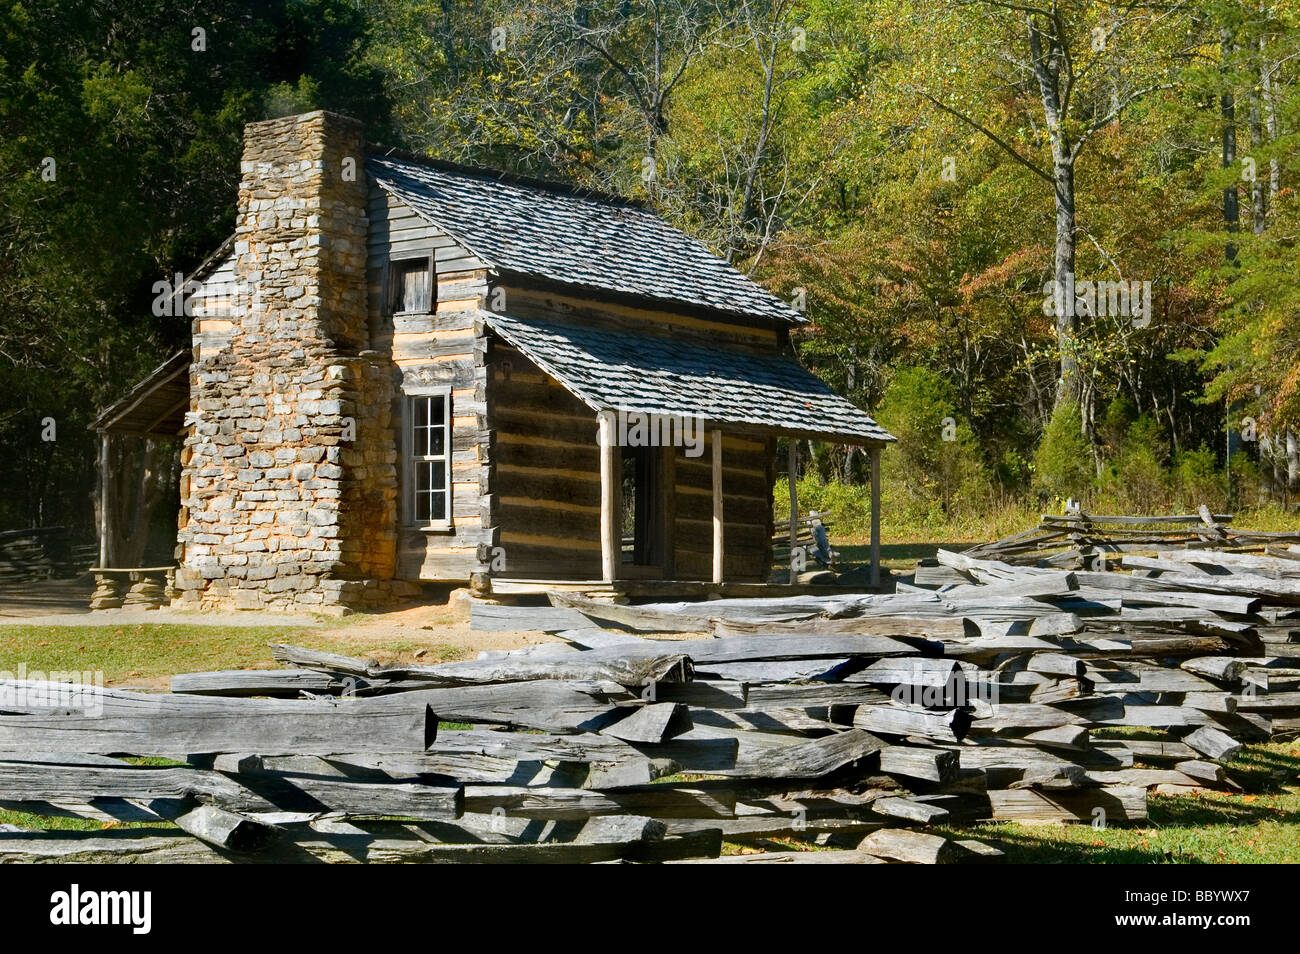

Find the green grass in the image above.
[
  {"left": 947, "top": 739, "right": 1300, "bottom": 864},
  {"left": 935, "top": 787, "right": 1300, "bottom": 863},
  {"left": 0, "top": 622, "right": 470, "bottom": 686},
  {"left": 0, "top": 623, "right": 324, "bottom": 684},
  {"left": 776, "top": 475, "right": 1300, "bottom": 550}
]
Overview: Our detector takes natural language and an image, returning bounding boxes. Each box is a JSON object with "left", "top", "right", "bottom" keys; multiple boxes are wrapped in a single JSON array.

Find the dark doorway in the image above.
[{"left": 620, "top": 445, "right": 664, "bottom": 573}]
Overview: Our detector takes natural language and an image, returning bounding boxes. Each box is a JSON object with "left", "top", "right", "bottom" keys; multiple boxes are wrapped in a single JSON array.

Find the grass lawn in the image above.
[
  {"left": 2, "top": 622, "right": 1298, "bottom": 862},
  {"left": 0, "top": 622, "right": 331, "bottom": 685}
]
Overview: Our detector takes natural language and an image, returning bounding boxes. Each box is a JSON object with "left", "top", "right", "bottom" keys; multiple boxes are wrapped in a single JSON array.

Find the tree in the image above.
[
  {"left": 0, "top": 0, "right": 390, "bottom": 532},
  {"left": 913, "top": 1, "right": 1189, "bottom": 416}
]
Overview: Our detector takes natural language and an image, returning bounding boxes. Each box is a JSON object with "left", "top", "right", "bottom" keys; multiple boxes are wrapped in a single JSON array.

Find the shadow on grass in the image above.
[
  {"left": 940, "top": 793, "right": 1300, "bottom": 865},
  {"left": 1152, "top": 792, "right": 1300, "bottom": 828},
  {"left": 1226, "top": 746, "right": 1300, "bottom": 793},
  {"left": 950, "top": 831, "right": 1191, "bottom": 865}
]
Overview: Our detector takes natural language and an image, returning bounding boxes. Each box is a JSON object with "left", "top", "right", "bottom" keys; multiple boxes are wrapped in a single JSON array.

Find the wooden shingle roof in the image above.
[
  {"left": 480, "top": 311, "right": 893, "bottom": 445},
  {"left": 366, "top": 152, "right": 804, "bottom": 326},
  {"left": 91, "top": 350, "right": 191, "bottom": 437}
]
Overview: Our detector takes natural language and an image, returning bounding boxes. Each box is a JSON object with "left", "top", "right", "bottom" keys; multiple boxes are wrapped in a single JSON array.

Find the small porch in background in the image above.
[{"left": 88, "top": 350, "right": 189, "bottom": 609}]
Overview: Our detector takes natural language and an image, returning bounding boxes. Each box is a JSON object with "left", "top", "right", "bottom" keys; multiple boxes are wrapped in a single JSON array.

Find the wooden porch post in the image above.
[
  {"left": 869, "top": 444, "right": 882, "bottom": 588},
  {"left": 711, "top": 428, "right": 724, "bottom": 584},
  {"left": 787, "top": 439, "right": 798, "bottom": 581},
  {"left": 98, "top": 432, "right": 112, "bottom": 568},
  {"left": 598, "top": 410, "right": 618, "bottom": 582}
]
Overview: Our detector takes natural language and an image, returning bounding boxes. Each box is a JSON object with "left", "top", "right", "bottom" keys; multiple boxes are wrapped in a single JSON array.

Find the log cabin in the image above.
[{"left": 93, "top": 110, "right": 893, "bottom": 613}]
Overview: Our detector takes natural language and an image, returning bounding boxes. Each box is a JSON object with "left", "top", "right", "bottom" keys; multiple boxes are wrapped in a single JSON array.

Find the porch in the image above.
[
  {"left": 478, "top": 310, "right": 894, "bottom": 598},
  {"left": 88, "top": 350, "right": 188, "bottom": 609}
]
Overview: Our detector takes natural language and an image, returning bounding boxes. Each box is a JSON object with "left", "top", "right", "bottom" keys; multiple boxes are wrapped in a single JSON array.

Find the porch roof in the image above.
[
  {"left": 91, "top": 350, "right": 191, "bottom": 437},
  {"left": 479, "top": 310, "right": 894, "bottom": 445}
]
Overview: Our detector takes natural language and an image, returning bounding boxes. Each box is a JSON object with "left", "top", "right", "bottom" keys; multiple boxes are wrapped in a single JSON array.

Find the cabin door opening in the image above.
[{"left": 620, "top": 445, "right": 665, "bottom": 574}]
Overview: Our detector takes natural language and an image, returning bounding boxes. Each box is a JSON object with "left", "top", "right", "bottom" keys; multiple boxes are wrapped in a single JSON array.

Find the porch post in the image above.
[
  {"left": 869, "top": 444, "right": 882, "bottom": 588},
  {"left": 711, "top": 428, "right": 724, "bottom": 584},
  {"left": 98, "top": 432, "right": 111, "bottom": 568},
  {"left": 787, "top": 439, "right": 798, "bottom": 581},
  {"left": 598, "top": 410, "right": 618, "bottom": 582}
]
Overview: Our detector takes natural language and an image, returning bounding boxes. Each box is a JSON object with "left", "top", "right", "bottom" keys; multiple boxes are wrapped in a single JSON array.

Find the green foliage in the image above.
[
  {"left": 4, "top": 0, "right": 1300, "bottom": 541},
  {"left": 1032, "top": 403, "right": 1093, "bottom": 502},
  {"left": 1098, "top": 395, "right": 1137, "bottom": 458},
  {"left": 1097, "top": 415, "right": 1170, "bottom": 512},
  {"left": 1230, "top": 451, "right": 1265, "bottom": 510},
  {"left": 875, "top": 367, "right": 989, "bottom": 517},
  {"left": 0, "top": 0, "right": 392, "bottom": 533},
  {"left": 264, "top": 77, "right": 323, "bottom": 118},
  {"left": 995, "top": 449, "right": 1032, "bottom": 491},
  {"left": 1171, "top": 446, "right": 1227, "bottom": 512}
]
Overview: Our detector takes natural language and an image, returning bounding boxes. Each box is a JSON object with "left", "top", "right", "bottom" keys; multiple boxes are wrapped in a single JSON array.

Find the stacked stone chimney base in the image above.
[
  {"left": 170, "top": 572, "right": 423, "bottom": 616},
  {"left": 174, "top": 111, "right": 399, "bottom": 615}
]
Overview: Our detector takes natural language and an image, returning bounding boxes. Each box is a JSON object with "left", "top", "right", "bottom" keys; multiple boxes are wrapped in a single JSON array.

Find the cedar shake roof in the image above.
[
  {"left": 91, "top": 350, "right": 191, "bottom": 437},
  {"left": 480, "top": 310, "right": 894, "bottom": 445},
  {"left": 366, "top": 152, "right": 804, "bottom": 326}
]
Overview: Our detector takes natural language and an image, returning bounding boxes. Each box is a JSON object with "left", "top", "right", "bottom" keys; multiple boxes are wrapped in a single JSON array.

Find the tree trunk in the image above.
[
  {"left": 1263, "top": 48, "right": 1280, "bottom": 201},
  {"left": 1053, "top": 158, "right": 1079, "bottom": 408},
  {"left": 1221, "top": 27, "right": 1239, "bottom": 262},
  {"left": 1027, "top": 14, "right": 1079, "bottom": 412},
  {"left": 1249, "top": 60, "right": 1266, "bottom": 234}
]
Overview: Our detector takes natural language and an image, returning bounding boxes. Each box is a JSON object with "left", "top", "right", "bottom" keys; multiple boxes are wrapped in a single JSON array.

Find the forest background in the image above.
[{"left": 4, "top": 0, "right": 1298, "bottom": 551}]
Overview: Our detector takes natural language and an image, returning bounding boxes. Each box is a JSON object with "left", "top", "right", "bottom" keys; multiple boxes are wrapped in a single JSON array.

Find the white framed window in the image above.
[
  {"left": 405, "top": 389, "right": 452, "bottom": 529},
  {"left": 388, "top": 255, "right": 434, "bottom": 315}
]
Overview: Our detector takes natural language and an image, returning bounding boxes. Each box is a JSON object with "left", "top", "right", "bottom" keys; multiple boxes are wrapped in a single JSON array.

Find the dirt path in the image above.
[
  {"left": 295, "top": 595, "right": 564, "bottom": 665},
  {"left": 0, "top": 580, "right": 561, "bottom": 668}
]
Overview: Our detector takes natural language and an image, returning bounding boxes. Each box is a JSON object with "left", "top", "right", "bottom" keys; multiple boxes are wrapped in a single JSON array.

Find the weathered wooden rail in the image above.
[{"left": 3, "top": 527, "right": 1297, "bottom": 862}]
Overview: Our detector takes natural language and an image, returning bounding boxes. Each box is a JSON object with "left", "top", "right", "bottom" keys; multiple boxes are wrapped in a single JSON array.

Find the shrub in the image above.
[
  {"left": 875, "top": 367, "right": 989, "bottom": 516},
  {"left": 1097, "top": 394, "right": 1136, "bottom": 458},
  {"left": 995, "top": 448, "right": 1032, "bottom": 494},
  {"left": 1172, "top": 446, "right": 1227, "bottom": 512},
  {"left": 1032, "top": 402, "right": 1093, "bottom": 502},
  {"left": 1230, "top": 451, "right": 1263, "bottom": 509},
  {"left": 1099, "top": 415, "right": 1170, "bottom": 513}
]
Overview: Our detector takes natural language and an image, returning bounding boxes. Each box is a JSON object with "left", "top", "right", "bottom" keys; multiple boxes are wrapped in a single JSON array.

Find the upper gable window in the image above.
[{"left": 389, "top": 257, "right": 434, "bottom": 315}]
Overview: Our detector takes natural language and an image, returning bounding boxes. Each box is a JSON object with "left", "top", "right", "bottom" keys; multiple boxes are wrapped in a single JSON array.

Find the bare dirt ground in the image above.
[
  {"left": 0, "top": 579, "right": 564, "bottom": 666},
  {"left": 302, "top": 595, "right": 567, "bottom": 664}
]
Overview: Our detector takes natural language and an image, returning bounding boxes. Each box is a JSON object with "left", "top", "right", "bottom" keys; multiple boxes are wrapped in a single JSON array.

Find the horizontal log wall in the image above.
[
  {"left": 496, "top": 285, "right": 782, "bottom": 352},
  {"left": 192, "top": 252, "right": 240, "bottom": 359},
  {"left": 486, "top": 285, "right": 781, "bottom": 583},
  {"left": 673, "top": 435, "right": 775, "bottom": 582},
  {"left": 368, "top": 186, "right": 492, "bottom": 582},
  {"left": 486, "top": 341, "right": 602, "bottom": 579}
]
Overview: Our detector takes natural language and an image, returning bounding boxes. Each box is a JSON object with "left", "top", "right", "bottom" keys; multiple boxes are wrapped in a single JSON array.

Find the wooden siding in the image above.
[
  {"left": 483, "top": 287, "right": 780, "bottom": 583},
  {"left": 485, "top": 341, "right": 603, "bottom": 579},
  {"left": 192, "top": 253, "right": 239, "bottom": 359},
  {"left": 483, "top": 381, "right": 775, "bottom": 583},
  {"left": 672, "top": 434, "right": 775, "bottom": 582},
  {"left": 368, "top": 185, "right": 493, "bottom": 582},
  {"left": 494, "top": 284, "right": 782, "bottom": 352}
]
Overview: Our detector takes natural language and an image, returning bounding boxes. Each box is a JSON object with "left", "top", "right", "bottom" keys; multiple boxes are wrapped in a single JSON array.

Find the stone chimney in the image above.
[{"left": 174, "top": 111, "right": 399, "bottom": 612}]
